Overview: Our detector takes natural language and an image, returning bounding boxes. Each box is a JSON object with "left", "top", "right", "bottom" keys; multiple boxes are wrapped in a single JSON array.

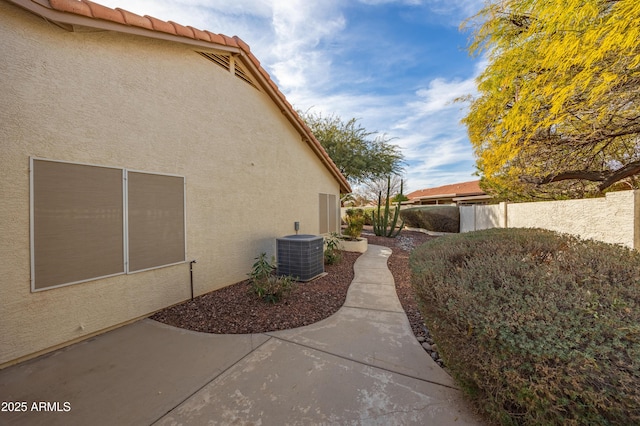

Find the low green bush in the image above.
[
  {"left": 249, "top": 253, "right": 296, "bottom": 303},
  {"left": 400, "top": 206, "right": 460, "bottom": 233},
  {"left": 323, "top": 233, "right": 342, "bottom": 265},
  {"left": 410, "top": 228, "right": 640, "bottom": 425}
]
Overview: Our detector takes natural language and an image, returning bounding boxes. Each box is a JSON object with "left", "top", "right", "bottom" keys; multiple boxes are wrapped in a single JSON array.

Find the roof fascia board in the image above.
[
  {"left": 452, "top": 195, "right": 492, "bottom": 202},
  {"left": 9, "top": 0, "right": 241, "bottom": 54},
  {"left": 415, "top": 191, "right": 485, "bottom": 201},
  {"left": 417, "top": 193, "right": 457, "bottom": 200}
]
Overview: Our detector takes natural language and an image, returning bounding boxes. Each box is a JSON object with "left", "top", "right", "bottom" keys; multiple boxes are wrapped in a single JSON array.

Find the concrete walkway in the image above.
[{"left": 0, "top": 245, "right": 483, "bottom": 425}]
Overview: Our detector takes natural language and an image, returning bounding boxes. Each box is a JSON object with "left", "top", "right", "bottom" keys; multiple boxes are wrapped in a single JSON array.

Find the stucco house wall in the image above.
[{"left": 0, "top": 1, "right": 348, "bottom": 367}]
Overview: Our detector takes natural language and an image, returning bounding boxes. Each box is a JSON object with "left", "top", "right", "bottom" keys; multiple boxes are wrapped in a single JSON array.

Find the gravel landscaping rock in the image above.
[
  {"left": 151, "top": 251, "right": 360, "bottom": 334},
  {"left": 151, "top": 228, "right": 444, "bottom": 366}
]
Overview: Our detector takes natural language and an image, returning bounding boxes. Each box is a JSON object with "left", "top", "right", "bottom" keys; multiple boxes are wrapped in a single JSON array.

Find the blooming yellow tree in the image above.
[{"left": 463, "top": 0, "right": 640, "bottom": 199}]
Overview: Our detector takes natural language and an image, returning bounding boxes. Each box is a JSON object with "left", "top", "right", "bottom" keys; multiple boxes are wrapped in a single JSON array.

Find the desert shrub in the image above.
[
  {"left": 323, "top": 232, "right": 342, "bottom": 265},
  {"left": 400, "top": 206, "right": 459, "bottom": 233},
  {"left": 344, "top": 208, "right": 365, "bottom": 239},
  {"left": 410, "top": 228, "right": 640, "bottom": 425},
  {"left": 249, "top": 253, "right": 296, "bottom": 303},
  {"left": 362, "top": 208, "right": 375, "bottom": 225}
]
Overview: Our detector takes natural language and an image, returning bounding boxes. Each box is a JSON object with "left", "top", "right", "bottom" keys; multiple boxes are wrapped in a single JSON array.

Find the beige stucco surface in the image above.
[
  {"left": 460, "top": 203, "right": 507, "bottom": 232},
  {"left": 459, "top": 206, "right": 475, "bottom": 233},
  {"left": 461, "top": 191, "right": 639, "bottom": 250},
  {"left": 0, "top": 2, "right": 341, "bottom": 366},
  {"left": 507, "top": 191, "right": 638, "bottom": 249}
]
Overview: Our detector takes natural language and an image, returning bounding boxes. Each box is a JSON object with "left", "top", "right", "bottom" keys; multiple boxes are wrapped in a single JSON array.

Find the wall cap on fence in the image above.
[{"left": 403, "top": 226, "right": 453, "bottom": 237}]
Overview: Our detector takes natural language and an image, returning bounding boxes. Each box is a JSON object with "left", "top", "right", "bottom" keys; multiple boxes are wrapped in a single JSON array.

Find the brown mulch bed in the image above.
[{"left": 150, "top": 228, "right": 437, "bottom": 338}]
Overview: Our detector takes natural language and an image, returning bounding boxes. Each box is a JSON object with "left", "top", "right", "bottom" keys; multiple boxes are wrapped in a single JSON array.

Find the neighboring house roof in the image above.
[
  {"left": 406, "top": 180, "right": 487, "bottom": 204},
  {"left": 8, "top": 0, "right": 351, "bottom": 193}
]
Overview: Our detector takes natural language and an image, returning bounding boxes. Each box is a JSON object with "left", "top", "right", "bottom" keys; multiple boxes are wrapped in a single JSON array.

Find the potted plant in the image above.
[
  {"left": 343, "top": 208, "right": 365, "bottom": 240},
  {"left": 339, "top": 208, "right": 368, "bottom": 252}
]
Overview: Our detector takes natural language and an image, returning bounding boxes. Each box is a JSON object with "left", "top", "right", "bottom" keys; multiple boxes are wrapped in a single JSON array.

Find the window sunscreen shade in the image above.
[{"left": 31, "top": 159, "right": 125, "bottom": 290}]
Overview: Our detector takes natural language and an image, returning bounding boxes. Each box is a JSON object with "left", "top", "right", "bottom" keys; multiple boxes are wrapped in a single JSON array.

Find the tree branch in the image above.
[
  {"left": 520, "top": 160, "right": 640, "bottom": 191},
  {"left": 598, "top": 160, "right": 640, "bottom": 191},
  {"left": 520, "top": 170, "right": 609, "bottom": 185}
]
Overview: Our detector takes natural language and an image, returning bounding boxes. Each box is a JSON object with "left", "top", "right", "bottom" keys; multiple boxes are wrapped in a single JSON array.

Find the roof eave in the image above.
[
  {"left": 416, "top": 193, "right": 458, "bottom": 200},
  {"left": 452, "top": 195, "right": 493, "bottom": 202},
  {"left": 11, "top": 0, "right": 242, "bottom": 53}
]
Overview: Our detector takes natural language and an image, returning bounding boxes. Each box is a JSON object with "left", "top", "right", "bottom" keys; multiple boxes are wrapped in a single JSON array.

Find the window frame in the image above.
[
  {"left": 30, "top": 157, "right": 186, "bottom": 292},
  {"left": 125, "top": 169, "right": 187, "bottom": 274}
]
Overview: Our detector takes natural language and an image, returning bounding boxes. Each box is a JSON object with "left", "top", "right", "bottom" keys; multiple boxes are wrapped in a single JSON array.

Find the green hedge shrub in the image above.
[
  {"left": 362, "top": 208, "right": 376, "bottom": 226},
  {"left": 410, "top": 228, "right": 640, "bottom": 425},
  {"left": 400, "top": 206, "right": 459, "bottom": 233}
]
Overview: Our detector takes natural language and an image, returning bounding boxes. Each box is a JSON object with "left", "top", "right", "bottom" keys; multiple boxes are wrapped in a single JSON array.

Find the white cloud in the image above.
[
  {"left": 267, "top": 1, "right": 345, "bottom": 88},
  {"left": 424, "top": 0, "right": 485, "bottom": 20},
  {"left": 286, "top": 74, "right": 479, "bottom": 193},
  {"left": 387, "top": 75, "right": 480, "bottom": 191},
  {"left": 95, "top": 0, "right": 270, "bottom": 39},
  {"left": 414, "top": 78, "right": 476, "bottom": 112}
]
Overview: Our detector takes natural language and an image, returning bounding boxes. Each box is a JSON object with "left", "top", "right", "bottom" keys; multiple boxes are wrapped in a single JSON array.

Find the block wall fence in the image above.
[{"left": 459, "top": 190, "right": 640, "bottom": 250}]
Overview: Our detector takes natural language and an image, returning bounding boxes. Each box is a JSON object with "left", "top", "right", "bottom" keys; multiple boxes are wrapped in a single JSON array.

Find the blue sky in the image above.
[{"left": 97, "top": 0, "right": 486, "bottom": 193}]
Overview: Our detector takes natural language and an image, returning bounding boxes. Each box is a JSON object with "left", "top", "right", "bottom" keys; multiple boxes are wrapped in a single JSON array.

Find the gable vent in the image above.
[
  {"left": 198, "top": 52, "right": 230, "bottom": 71},
  {"left": 198, "top": 51, "right": 258, "bottom": 90},
  {"left": 234, "top": 63, "right": 258, "bottom": 89}
]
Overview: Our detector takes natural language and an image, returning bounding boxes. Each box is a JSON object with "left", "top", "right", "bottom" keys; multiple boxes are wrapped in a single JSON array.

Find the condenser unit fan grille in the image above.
[{"left": 276, "top": 235, "right": 324, "bottom": 281}]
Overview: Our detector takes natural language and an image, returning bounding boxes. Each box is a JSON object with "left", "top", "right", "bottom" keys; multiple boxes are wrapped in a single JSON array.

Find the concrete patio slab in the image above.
[
  {"left": 0, "top": 320, "right": 268, "bottom": 426},
  {"left": 270, "top": 305, "right": 455, "bottom": 388},
  {"left": 344, "top": 281, "right": 405, "bottom": 312},
  {"left": 155, "top": 337, "right": 478, "bottom": 426},
  {"left": 351, "top": 267, "right": 395, "bottom": 286}
]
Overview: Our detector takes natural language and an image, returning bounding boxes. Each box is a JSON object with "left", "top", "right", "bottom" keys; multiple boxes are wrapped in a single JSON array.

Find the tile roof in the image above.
[
  {"left": 48, "top": 0, "right": 242, "bottom": 47},
  {"left": 9, "top": 0, "right": 351, "bottom": 193},
  {"left": 406, "top": 180, "right": 484, "bottom": 200}
]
